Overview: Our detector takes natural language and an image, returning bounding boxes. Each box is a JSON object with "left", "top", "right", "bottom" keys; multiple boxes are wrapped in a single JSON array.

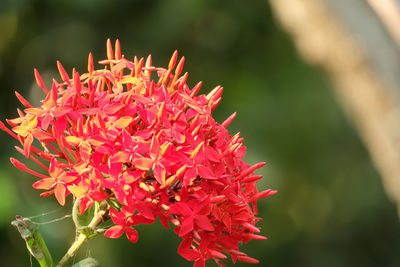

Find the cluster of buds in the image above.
[{"left": 1, "top": 39, "right": 276, "bottom": 266}]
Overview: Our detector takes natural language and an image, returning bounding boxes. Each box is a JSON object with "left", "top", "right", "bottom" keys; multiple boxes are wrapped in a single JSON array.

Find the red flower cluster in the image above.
[{"left": 1, "top": 39, "right": 276, "bottom": 266}]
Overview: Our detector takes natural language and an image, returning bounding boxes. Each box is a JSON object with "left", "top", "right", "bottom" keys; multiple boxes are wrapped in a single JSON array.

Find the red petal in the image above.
[
  {"left": 205, "top": 147, "right": 220, "bottom": 162},
  {"left": 248, "top": 189, "right": 278, "bottom": 202},
  {"left": 106, "top": 38, "right": 114, "bottom": 60},
  {"left": 236, "top": 162, "right": 266, "bottom": 179},
  {"left": 24, "top": 134, "right": 34, "bottom": 158},
  {"left": 110, "top": 151, "right": 130, "bottom": 163},
  {"left": 89, "top": 191, "right": 109, "bottom": 201},
  {"left": 79, "top": 197, "right": 92, "bottom": 215},
  {"left": 168, "top": 50, "right": 178, "bottom": 70},
  {"left": 132, "top": 157, "right": 154, "bottom": 171},
  {"left": 221, "top": 112, "right": 237, "bottom": 128},
  {"left": 88, "top": 52, "right": 94, "bottom": 73},
  {"left": 54, "top": 183, "right": 66, "bottom": 206},
  {"left": 242, "top": 222, "right": 260, "bottom": 233},
  {"left": 109, "top": 208, "right": 126, "bottom": 225},
  {"left": 40, "top": 190, "right": 54, "bottom": 197},
  {"left": 209, "top": 250, "right": 227, "bottom": 259},
  {"left": 178, "top": 238, "right": 201, "bottom": 261},
  {"left": 60, "top": 174, "right": 77, "bottom": 184},
  {"left": 104, "top": 103, "right": 124, "bottom": 114},
  {"left": 32, "top": 178, "right": 55, "bottom": 190},
  {"left": 197, "top": 165, "right": 216, "bottom": 179},
  {"left": 195, "top": 215, "right": 214, "bottom": 231},
  {"left": 15, "top": 91, "right": 32, "bottom": 108},
  {"left": 104, "top": 225, "right": 124, "bottom": 239},
  {"left": 49, "top": 158, "right": 58, "bottom": 175},
  {"left": 79, "top": 142, "right": 92, "bottom": 159},
  {"left": 125, "top": 227, "right": 139, "bottom": 243},
  {"left": 150, "top": 136, "right": 160, "bottom": 155},
  {"left": 242, "top": 175, "right": 263, "bottom": 183},
  {"left": 245, "top": 233, "right": 267, "bottom": 240},
  {"left": 52, "top": 106, "right": 71, "bottom": 117},
  {"left": 136, "top": 202, "right": 155, "bottom": 220},
  {"left": 179, "top": 217, "right": 194, "bottom": 236},
  {"left": 41, "top": 114, "right": 53, "bottom": 130},
  {"left": 65, "top": 136, "right": 83, "bottom": 146},
  {"left": 114, "top": 116, "right": 132, "bottom": 128},
  {"left": 57, "top": 61, "right": 70, "bottom": 84},
  {"left": 194, "top": 259, "right": 205, "bottom": 267},
  {"left": 34, "top": 69, "right": 48, "bottom": 93},
  {"left": 25, "top": 108, "right": 46, "bottom": 116},
  {"left": 222, "top": 215, "right": 232, "bottom": 233},
  {"left": 153, "top": 163, "right": 166, "bottom": 185},
  {"left": 42, "top": 87, "right": 57, "bottom": 110},
  {"left": 32, "top": 129, "right": 52, "bottom": 140},
  {"left": 237, "top": 256, "right": 259, "bottom": 264}
]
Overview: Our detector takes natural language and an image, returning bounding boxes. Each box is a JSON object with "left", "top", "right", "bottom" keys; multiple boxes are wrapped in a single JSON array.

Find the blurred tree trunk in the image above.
[{"left": 269, "top": 0, "right": 400, "bottom": 215}]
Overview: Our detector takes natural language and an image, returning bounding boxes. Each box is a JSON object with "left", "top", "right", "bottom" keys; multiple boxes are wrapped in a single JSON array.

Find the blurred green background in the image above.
[{"left": 1, "top": 0, "right": 400, "bottom": 266}]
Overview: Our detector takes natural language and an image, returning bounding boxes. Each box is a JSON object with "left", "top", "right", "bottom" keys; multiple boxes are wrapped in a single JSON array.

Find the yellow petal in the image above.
[
  {"left": 65, "top": 136, "right": 83, "bottom": 146},
  {"left": 119, "top": 77, "right": 140, "bottom": 85},
  {"left": 67, "top": 185, "right": 86, "bottom": 198},
  {"left": 114, "top": 116, "right": 133, "bottom": 128}
]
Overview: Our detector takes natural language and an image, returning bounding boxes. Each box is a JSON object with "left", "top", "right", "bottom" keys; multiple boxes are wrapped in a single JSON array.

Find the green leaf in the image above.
[
  {"left": 11, "top": 215, "right": 53, "bottom": 267},
  {"left": 71, "top": 257, "right": 99, "bottom": 267}
]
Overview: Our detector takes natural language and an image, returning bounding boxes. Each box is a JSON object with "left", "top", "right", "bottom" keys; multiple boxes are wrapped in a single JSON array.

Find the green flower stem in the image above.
[{"left": 56, "top": 207, "right": 107, "bottom": 267}]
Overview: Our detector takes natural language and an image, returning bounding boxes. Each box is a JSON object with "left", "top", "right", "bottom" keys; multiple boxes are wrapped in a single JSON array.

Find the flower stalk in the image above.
[{"left": 56, "top": 202, "right": 107, "bottom": 267}]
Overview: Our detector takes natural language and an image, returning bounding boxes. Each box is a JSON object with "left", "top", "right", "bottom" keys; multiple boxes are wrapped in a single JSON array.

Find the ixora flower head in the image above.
[{"left": 2, "top": 39, "right": 277, "bottom": 266}]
